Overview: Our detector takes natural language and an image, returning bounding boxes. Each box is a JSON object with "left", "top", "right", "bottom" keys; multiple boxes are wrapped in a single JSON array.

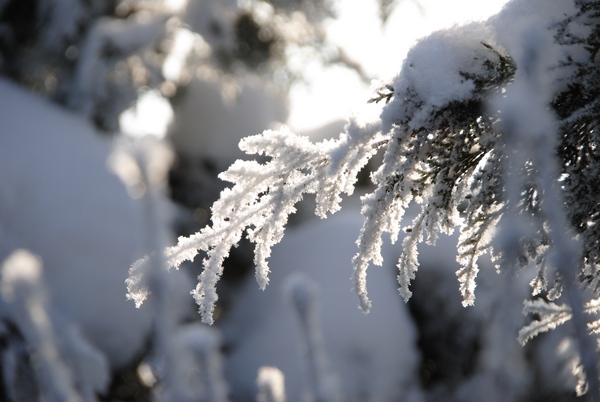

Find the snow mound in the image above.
[{"left": 0, "top": 78, "right": 152, "bottom": 368}]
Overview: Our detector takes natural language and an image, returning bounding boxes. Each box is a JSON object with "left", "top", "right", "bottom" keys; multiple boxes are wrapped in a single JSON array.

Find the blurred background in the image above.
[{"left": 3, "top": 1, "right": 582, "bottom": 401}]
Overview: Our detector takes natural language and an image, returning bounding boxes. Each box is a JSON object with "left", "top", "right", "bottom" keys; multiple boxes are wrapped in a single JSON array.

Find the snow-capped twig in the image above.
[
  {"left": 163, "top": 324, "right": 229, "bottom": 402},
  {"left": 257, "top": 366, "right": 286, "bottom": 402},
  {"left": 131, "top": 120, "right": 382, "bottom": 324}
]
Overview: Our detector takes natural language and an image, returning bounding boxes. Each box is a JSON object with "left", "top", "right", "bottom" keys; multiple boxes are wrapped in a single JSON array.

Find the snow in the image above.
[
  {"left": 163, "top": 323, "right": 229, "bottom": 402},
  {"left": 120, "top": 90, "right": 175, "bottom": 138},
  {"left": 403, "top": 23, "right": 495, "bottom": 107},
  {"left": 489, "top": 0, "right": 576, "bottom": 49},
  {"left": 0, "top": 78, "right": 154, "bottom": 369},
  {"left": 1, "top": 250, "right": 83, "bottom": 402},
  {"left": 70, "top": 12, "right": 169, "bottom": 123},
  {"left": 378, "top": 21, "right": 503, "bottom": 131},
  {"left": 283, "top": 273, "right": 342, "bottom": 402},
  {"left": 218, "top": 210, "right": 423, "bottom": 401},
  {"left": 286, "top": 0, "right": 510, "bottom": 133},
  {"left": 162, "top": 27, "right": 198, "bottom": 82},
  {"left": 489, "top": 2, "right": 600, "bottom": 393},
  {"left": 2, "top": 0, "right": 592, "bottom": 399},
  {"left": 256, "top": 366, "right": 286, "bottom": 402}
]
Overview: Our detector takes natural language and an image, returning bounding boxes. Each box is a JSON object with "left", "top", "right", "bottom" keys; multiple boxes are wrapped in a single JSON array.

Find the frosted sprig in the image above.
[
  {"left": 518, "top": 299, "right": 572, "bottom": 346},
  {"left": 129, "top": 25, "right": 518, "bottom": 323},
  {"left": 349, "top": 31, "right": 516, "bottom": 310},
  {"left": 519, "top": 297, "right": 600, "bottom": 346},
  {"left": 356, "top": 101, "right": 507, "bottom": 310},
  {"left": 456, "top": 150, "right": 504, "bottom": 306},
  {"left": 145, "top": 122, "right": 383, "bottom": 324}
]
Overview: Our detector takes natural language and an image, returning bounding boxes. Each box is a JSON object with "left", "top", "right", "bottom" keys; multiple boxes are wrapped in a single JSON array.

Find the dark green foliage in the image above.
[
  {"left": 552, "top": 1, "right": 600, "bottom": 292},
  {"left": 371, "top": 39, "right": 516, "bottom": 305}
]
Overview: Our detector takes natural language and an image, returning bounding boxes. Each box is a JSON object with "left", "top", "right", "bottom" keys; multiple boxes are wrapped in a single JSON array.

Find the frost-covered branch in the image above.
[
  {"left": 518, "top": 299, "right": 573, "bottom": 345},
  {"left": 127, "top": 19, "right": 600, "bottom": 401},
  {"left": 129, "top": 121, "right": 383, "bottom": 324},
  {"left": 129, "top": 20, "right": 519, "bottom": 324},
  {"left": 357, "top": 26, "right": 514, "bottom": 309},
  {"left": 496, "top": 26, "right": 600, "bottom": 398}
]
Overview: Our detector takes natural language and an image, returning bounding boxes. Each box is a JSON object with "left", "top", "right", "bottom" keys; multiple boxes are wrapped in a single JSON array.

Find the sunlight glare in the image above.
[
  {"left": 286, "top": 0, "right": 510, "bottom": 134},
  {"left": 120, "top": 90, "right": 174, "bottom": 138}
]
